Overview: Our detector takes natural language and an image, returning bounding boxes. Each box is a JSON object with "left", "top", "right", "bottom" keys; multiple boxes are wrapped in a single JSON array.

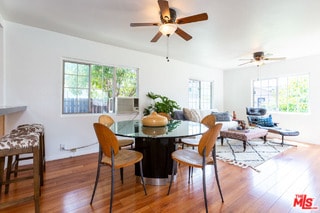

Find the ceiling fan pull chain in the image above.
[
  {"left": 166, "top": 35, "right": 170, "bottom": 62},
  {"left": 258, "top": 66, "right": 262, "bottom": 97}
]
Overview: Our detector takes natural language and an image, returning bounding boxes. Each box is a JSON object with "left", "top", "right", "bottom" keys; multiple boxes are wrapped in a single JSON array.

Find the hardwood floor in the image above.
[{"left": 1, "top": 141, "right": 319, "bottom": 213}]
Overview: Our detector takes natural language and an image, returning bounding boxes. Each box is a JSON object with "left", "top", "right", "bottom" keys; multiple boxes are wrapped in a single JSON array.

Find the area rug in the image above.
[{"left": 215, "top": 139, "right": 293, "bottom": 172}]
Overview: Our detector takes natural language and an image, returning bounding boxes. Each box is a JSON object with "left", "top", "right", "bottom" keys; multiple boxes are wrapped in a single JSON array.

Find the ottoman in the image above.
[
  {"left": 262, "top": 127, "right": 299, "bottom": 146},
  {"left": 220, "top": 128, "right": 268, "bottom": 151}
]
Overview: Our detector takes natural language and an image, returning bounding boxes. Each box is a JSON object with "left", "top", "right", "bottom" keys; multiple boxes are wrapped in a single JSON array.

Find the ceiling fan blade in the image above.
[
  {"left": 264, "top": 57, "right": 286, "bottom": 61},
  {"left": 175, "top": 27, "right": 192, "bottom": 41},
  {"left": 176, "top": 13, "right": 208, "bottom": 24},
  {"left": 238, "top": 60, "right": 254, "bottom": 66},
  {"left": 130, "top": 23, "right": 160, "bottom": 27},
  {"left": 239, "top": 58, "right": 252, "bottom": 61},
  {"left": 151, "top": 31, "right": 163, "bottom": 42},
  {"left": 158, "top": 0, "right": 170, "bottom": 21}
]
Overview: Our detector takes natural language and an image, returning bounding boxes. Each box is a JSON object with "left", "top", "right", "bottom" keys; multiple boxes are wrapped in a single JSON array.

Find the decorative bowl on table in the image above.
[
  {"left": 141, "top": 112, "right": 168, "bottom": 127},
  {"left": 142, "top": 126, "right": 167, "bottom": 136}
]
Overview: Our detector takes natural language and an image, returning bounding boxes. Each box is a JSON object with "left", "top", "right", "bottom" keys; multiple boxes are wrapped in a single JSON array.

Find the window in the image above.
[
  {"left": 252, "top": 74, "right": 309, "bottom": 113},
  {"left": 188, "top": 79, "right": 213, "bottom": 109},
  {"left": 63, "top": 60, "right": 138, "bottom": 114}
]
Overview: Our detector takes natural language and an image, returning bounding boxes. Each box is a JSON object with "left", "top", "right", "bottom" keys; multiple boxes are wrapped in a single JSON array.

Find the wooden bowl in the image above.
[
  {"left": 142, "top": 126, "right": 167, "bottom": 136},
  {"left": 141, "top": 112, "right": 168, "bottom": 127}
]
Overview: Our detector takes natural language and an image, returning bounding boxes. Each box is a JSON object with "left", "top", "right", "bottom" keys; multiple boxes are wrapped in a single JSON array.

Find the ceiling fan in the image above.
[
  {"left": 239, "top": 51, "right": 286, "bottom": 67},
  {"left": 130, "top": 0, "right": 208, "bottom": 42}
]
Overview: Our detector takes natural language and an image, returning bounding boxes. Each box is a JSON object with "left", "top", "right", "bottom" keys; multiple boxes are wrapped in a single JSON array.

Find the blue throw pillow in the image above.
[
  {"left": 256, "top": 115, "right": 274, "bottom": 127},
  {"left": 212, "top": 112, "right": 231, "bottom": 122}
]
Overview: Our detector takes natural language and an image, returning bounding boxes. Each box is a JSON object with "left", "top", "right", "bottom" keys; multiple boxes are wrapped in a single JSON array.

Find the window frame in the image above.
[
  {"left": 188, "top": 79, "right": 214, "bottom": 109},
  {"left": 62, "top": 59, "right": 139, "bottom": 115},
  {"left": 252, "top": 74, "right": 309, "bottom": 113}
]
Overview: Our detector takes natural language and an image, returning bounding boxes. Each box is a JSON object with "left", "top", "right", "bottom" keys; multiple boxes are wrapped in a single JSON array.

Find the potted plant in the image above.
[{"left": 143, "top": 92, "right": 180, "bottom": 117}]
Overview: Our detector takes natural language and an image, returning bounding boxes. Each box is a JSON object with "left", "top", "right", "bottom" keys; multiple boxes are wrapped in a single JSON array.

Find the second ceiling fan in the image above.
[
  {"left": 239, "top": 51, "right": 286, "bottom": 67},
  {"left": 130, "top": 0, "right": 208, "bottom": 42}
]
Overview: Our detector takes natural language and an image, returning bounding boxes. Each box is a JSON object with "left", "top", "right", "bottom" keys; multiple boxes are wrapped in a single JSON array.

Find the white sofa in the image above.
[{"left": 173, "top": 108, "right": 238, "bottom": 131}]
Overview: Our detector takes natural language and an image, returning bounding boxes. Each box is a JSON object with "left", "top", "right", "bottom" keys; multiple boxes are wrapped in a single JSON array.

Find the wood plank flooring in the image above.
[{"left": 1, "top": 140, "right": 319, "bottom": 213}]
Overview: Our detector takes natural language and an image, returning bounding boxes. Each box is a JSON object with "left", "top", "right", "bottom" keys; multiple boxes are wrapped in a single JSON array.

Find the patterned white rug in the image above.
[{"left": 215, "top": 138, "right": 293, "bottom": 171}]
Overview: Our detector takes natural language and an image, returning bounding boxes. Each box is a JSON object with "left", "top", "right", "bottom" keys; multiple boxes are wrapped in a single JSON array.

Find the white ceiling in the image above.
[{"left": 1, "top": 0, "right": 320, "bottom": 70}]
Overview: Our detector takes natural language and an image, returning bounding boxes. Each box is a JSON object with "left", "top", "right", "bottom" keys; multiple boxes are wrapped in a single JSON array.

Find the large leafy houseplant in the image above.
[{"left": 143, "top": 92, "right": 180, "bottom": 117}]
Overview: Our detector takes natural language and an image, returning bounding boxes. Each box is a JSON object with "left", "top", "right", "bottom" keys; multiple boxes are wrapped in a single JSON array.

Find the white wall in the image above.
[
  {"left": 224, "top": 55, "right": 320, "bottom": 144},
  {"left": 0, "top": 16, "right": 4, "bottom": 105},
  {"left": 3, "top": 21, "right": 224, "bottom": 161}
]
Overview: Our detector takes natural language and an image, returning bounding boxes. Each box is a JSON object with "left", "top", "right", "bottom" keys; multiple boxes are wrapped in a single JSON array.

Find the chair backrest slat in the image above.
[
  {"left": 93, "top": 123, "right": 119, "bottom": 157},
  {"left": 201, "top": 114, "right": 216, "bottom": 128},
  {"left": 198, "top": 123, "right": 222, "bottom": 157},
  {"left": 98, "top": 115, "right": 115, "bottom": 127}
]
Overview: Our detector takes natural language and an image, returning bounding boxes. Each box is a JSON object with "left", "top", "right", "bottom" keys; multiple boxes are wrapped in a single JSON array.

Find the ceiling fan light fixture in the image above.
[
  {"left": 159, "top": 23, "right": 177, "bottom": 36},
  {"left": 256, "top": 60, "right": 264, "bottom": 67}
]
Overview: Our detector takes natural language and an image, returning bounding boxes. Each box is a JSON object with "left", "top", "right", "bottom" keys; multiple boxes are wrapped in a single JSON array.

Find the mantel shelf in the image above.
[{"left": 0, "top": 106, "right": 27, "bottom": 116}]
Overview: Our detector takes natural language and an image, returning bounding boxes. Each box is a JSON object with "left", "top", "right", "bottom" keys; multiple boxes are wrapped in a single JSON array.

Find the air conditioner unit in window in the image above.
[{"left": 114, "top": 97, "right": 139, "bottom": 114}]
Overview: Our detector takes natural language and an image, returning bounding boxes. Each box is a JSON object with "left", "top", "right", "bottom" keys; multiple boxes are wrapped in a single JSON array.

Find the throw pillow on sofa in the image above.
[
  {"left": 183, "top": 108, "right": 200, "bottom": 122},
  {"left": 212, "top": 111, "right": 231, "bottom": 122}
]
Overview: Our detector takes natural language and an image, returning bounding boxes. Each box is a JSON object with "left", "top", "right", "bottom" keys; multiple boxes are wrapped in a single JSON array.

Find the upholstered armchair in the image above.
[
  {"left": 246, "top": 107, "right": 277, "bottom": 127},
  {"left": 246, "top": 107, "right": 267, "bottom": 116},
  {"left": 245, "top": 107, "right": 299, "bottom": 145}
]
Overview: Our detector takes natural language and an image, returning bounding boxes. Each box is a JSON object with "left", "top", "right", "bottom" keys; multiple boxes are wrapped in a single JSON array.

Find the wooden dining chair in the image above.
[
  {"left": 180, "top": 114, "right": 216, "bottom": 179},
  {"left": 90, "top": 123, "right": 147, "bottom": 212},
  {"left": 98, "top": 115, "right": 134, "bottom": 183},
  {"left": 181, "top": 114, "right": 216, "bottom": 149},
  {"left": 167, "top": 123, "right": 224, "bottom": 213},
  {"left": 99, "top": 115, "right": 134, "bottom": 148}
]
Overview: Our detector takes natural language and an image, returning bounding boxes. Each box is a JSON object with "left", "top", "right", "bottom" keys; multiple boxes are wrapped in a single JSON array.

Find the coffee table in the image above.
[{"left": 220, "top": 128, "right": 268, "bottom": 151}]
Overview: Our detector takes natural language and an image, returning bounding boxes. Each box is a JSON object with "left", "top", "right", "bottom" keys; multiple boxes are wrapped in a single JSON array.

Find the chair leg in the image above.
[
  {"left": 0, "top": 157, "right": 5, "bottom": 194},
  {"left": 213, "top": 147, "right": 224, "bottom": 202},
  {"left": 188, "top": 166, "right": 192, "bottom": 183},
  {"left": 5, "top": 156, "right": 13, "bottom": 194},
  {"left": 41, "top": 133, "right": 46, "bottom": 172},
  {"left": 202, "top": 166, "right": 208, "bottom": 213},
  {"left": 201, "top": 148, "right": 208, "bottom": 213},
  {"left": 139, "top": 160, "right": 147, "bottom": 195},
  {"left": 39, "top": 153, "right": 44, "bottom": 186},
  {"left": 118, "top": 146, "right": 124, "bottom": 184},
  {"left": 120, "top": 168, "right": 124, "bottom": 184},
  {"left": 90, "top": 147, "right": 103, "bottom": 204},
  {"left": 110, "top": 153, "right": 115, "bottom": 213},
  {"left": 33, "top": 147, "right": 40, "bottom": 213},
  {"left": 39, "top": 134, "right": 45, "bottom": 186},
  {"left": 214, "top": 161, "right": 224, "bottom": 202},
  {"left": 13, "top": 154, "right": 19, "bottom": 177},
  {"left": 167, "top": 160, "right": 176, "bottom": 195},
  {"left": 90, "top": 164, "right": 101, "bottom": 204}
]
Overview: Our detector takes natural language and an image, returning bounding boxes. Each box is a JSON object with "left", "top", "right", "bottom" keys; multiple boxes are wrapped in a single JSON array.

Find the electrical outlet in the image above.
[{"left": 60, "top": 144, "right": 65, "bottom": 151}]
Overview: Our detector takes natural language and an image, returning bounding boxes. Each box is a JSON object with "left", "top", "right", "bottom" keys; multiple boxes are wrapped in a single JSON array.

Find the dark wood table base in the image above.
[{"left": 134, "top": 137, "right": 177, "bottom": 185}]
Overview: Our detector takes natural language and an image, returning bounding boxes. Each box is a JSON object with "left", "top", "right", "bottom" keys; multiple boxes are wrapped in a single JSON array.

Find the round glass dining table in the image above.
[{"left": 110, "top": 119, "right": 208, "bottom": 185}]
